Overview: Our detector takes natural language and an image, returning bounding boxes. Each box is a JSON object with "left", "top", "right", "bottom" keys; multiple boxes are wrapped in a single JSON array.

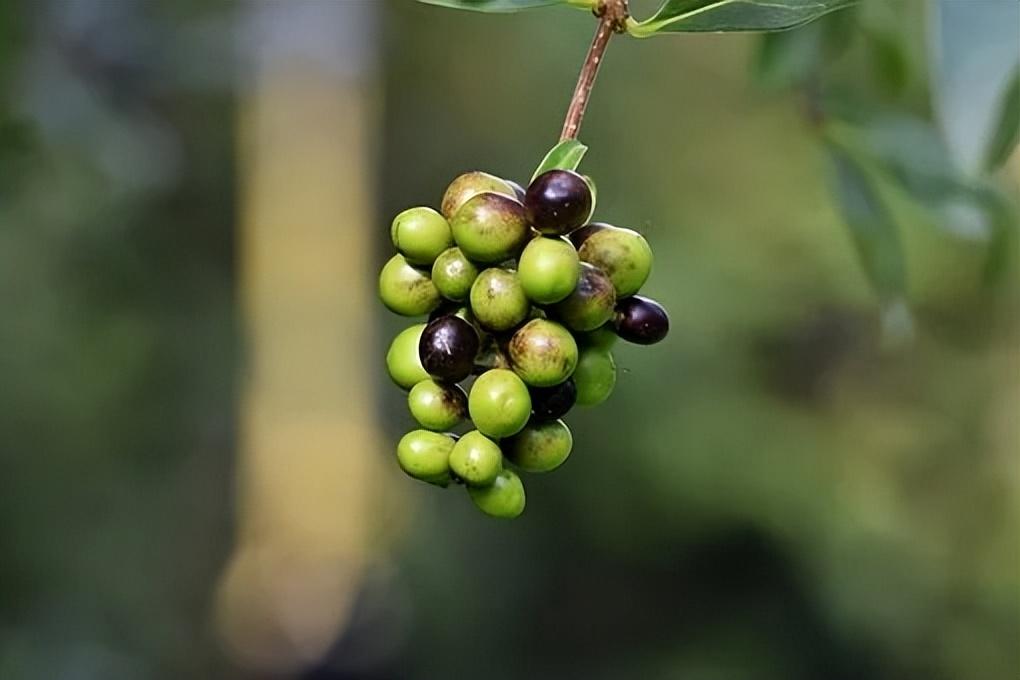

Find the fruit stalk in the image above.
[{"left": 559, "top": 0, "right": 629, "bottom": 142}]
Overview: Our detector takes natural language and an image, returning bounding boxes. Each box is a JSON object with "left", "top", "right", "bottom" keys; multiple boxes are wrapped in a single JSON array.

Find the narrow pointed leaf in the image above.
[
  {"left": 530, "top": 139, "right": 588, "bottom": 182},
  {"left": 984, "top": 69, "right": 1020, "bottom": 172},
  {"left": 417, "top": 0, "right": 566, "bottom": 12},
  {"left": 629, "top": 0, "right": 857, "bottom": 36}
]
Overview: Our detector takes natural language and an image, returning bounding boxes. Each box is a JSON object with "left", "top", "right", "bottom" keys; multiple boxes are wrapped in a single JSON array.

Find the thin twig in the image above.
[{"left": 559, "top": 0, "right": 629, "bottom": 141}]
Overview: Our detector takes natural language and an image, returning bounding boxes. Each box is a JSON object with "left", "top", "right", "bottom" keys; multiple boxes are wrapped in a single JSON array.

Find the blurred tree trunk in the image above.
[{"left": 215, "top": 2, "right": 390, "bottom": 674}]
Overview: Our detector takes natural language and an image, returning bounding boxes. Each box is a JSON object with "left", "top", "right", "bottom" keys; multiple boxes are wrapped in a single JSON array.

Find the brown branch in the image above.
[{"left": 559, "top": 0, "right": 629, "bottom": 142}]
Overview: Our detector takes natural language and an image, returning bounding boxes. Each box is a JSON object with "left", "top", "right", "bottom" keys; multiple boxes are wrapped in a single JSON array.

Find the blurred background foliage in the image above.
[{"left": 1, "top": 1, "right": 1017, "bottom": 679}]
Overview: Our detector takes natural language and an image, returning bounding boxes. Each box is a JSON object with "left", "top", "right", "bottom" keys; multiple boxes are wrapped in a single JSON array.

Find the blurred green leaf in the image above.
[
  {"left": 531, "top": 139, "right": 587, "bottom": 181},
  {"left": 977, "top": 185, "right": 1019, "bottom": 288},
  {"left": 753, "top": 22, "right": 822, "bottom": 89},
  {"left": 825, "top": 140, "right": 906, "bottom": 301},
  {"left": 929, "top": 0, "right": 1020, "bottom": 175},
  {"left": 984, "top": 69, "right": 1019, "bottom": 172},
  {"left": 417, "top": 0, "right": 568, "bottom": 11},
  {"left": 629, "top": 0, "right": 857, "bottom": 36}
]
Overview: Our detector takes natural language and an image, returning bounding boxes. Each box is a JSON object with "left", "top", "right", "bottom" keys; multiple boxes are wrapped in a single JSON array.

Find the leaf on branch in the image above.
[
  {"left": 825, "top": 140, "right": 907, "bottom": 303},
  {"left": 984, "top": 69, "right": 1020, "bottom": 172},
  {"left": 531, "top": 139, "right": 588, "bottom": 182},
  {"left": 629, "top": 0, "right": 857, "bottom": 36},
  {"left": 417, "top": 0, "right": 567, "bottom": 12}
]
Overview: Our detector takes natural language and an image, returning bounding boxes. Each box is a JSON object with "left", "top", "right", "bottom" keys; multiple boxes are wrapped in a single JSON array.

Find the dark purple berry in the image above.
[
  {"left": 419, "top": 315, "right": 480, "bottom": 382},
  {"left": 529, "top": 379, "right": 577, "bottom": 420},
  {"left": 524, "top": 170, "right": 593, "bottom": 235},
  {"left": 568, "top": 222, "right": 610, "bottom": 249},
  {"left": 614, "top": 296, "right": 669, "bottom": 345}
]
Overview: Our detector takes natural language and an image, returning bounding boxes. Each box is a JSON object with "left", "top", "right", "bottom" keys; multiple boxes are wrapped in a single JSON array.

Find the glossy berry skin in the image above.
[
  {"left": 470, "top": 268, "right": 530, "bottom": 332},
  {"left": 408, "top": 380, "right": 467, "bottom": 431},
  {"left": 551, "top": 262, "right": 616, "bottom": 332},
  {"left": 577, "top": 324, "right": 618, "bottom": 350},
  {"left": 397, "top": 430, "right": 456, "bottom": 487},
  {"left": 390, "top": 206, "right": 453, "bottom": 266},
  {"left": 578, "top": 225, "right": 653, "bottom": 297},
  {"left": 573, "top": 346, "right": 616, "bottom": 406},
  {"left": 419, "top": 315, "right": 479, "bottom": 382},
  {"left": 468, "top": 469, "right": 526, "bottom": 519},
  {"left": 450, "top": 192, "right": 530, "bottom": 264},
  {"left": 525, "top": 170, "right": 593, "bottom": 235},
  {"left": 504, "top": 419, "right": 573, "bottom": 473},
  {"left": 379, "top": 254, "right": 441, "bottom": 316},
  {"left": 469, "top": 369, "right": 532, "bottom": 438},
  {"left": 614, "top": 295, "right": 669, "bottom": 345},
  {"left": 386, "top": 324, "right": 430, "bottom": 390},
  {"left": 518, "top": 236, "right": 580, "bottom": 304},
  {"left": 449, "top": 430, "right": 503, "bottom": 486},
  {"left": 508, "top": 318, "right": 578, "bottom": 387},
  {"left": 568, "top": 222, "right": 610, "bottom": 249},
  {"left": 441, "top": 171, "right": 517, "bottom": 220},
  {"left": 529, "top": 378, "right": 576, "bottom": 420},
  {"left": 431, "top": 247, "right": 479, "bottom": 302}
]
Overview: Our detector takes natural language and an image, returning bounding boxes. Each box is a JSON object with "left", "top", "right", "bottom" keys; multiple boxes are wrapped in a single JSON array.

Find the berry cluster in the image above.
[{"left": 380, "top": 169, "right": 669, "bottom": 518}]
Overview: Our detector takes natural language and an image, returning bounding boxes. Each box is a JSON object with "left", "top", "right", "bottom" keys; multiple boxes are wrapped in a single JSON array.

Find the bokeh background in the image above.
[{"left": 1, "top": 1, "right": 1017, "bottom": 679}]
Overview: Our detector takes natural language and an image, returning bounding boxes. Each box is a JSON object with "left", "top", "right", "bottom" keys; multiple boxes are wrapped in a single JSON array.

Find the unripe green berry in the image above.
[
  {"left": 468, "top": 469, "right": 526, "bottom": 519},
  {"left": 450, "top": 192, "right": 530, "bottom": 263},
  {"left": 431, "top": 247, "right": 479, "bottom": 302},
  {"left": 386, "top": 324, "right": 430, "bottom": 389},
  {"left": 408, "top": 380, "right": 468, "bottom": 431},
  {"left": 379, "top": 254, "right": 441, "bottom": 316},
  {"left": 508, "top": 318, "right": 578, "bottom": 387},
  {"left": 578, "top": 225, "right": 653, "bottom": 297},
  {"left": 551, "top": 262, "right": 616, "bottom": 332},
  {"left": 441, "top": 171, "right": 516, "bottom": 220},
  {"left": 470, "top": 268, "right": 530, "bottom": 332},
  {"left": 577, "top": 324, "right": 618, "bottom": 350},
  {"left": 468, "top": 369, "right": 532, "bottom": 438},
  {"left": 518, "top": 236, "right": 580, "bottom": 304},
  {"left": 391, "top": 207, "right": 453, "bottom": 266},
  {"left": 449, "top": 430, "right": 503, "bottom": 485},
  {"left": 397, "top": 430, "right": 456, "bottom": 486},
  {"left": 504, "top": 419, "right": 572, "bottom": 473},
  {"left": 573, "top": 346, "right": 616, "bottom": 406}
]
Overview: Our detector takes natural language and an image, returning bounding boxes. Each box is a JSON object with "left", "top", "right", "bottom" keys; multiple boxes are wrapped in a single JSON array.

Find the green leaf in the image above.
[
  {"left": 825, "top": 140, "right": 907, "bottom": 302},
  {"left": 530, "top": 139, "right": 588, "bottom": 182},
  {"left": 629, "top": 0, "right": 857, "bottom": 36},
  {"left": 929, "top": 0, "right": 1020, "bottom": 175},
  {"left": 417, "top": 0, "right": 567, "bottom": 12},
  {"left": 984, "top": 69, "right": 1020, "bottom": 172}
]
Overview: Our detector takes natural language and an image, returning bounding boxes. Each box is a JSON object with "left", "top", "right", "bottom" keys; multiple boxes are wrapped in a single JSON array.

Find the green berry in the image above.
[
  {"left": 551, "top": 262, "right": 616, "bottom": 332},
  {"left": 577, "top": 324, "right": 618, "bottom": 350},
  {"left": 508, "top": 318, "right": 578, "bottom": 387},
  {"left": 578, "top": 225, "right": 653, "bottom": 297},
  {"left": 408, "top": 380, "right": 467, "bottom": 431},
  {"left": 450, "top": 192, "right": 530, "bottom": 263},
  {"left": 391, "top": 207, "right": 453, "bottom": 266},
  {"left": 518, "top": 236, "right": 580, "bottom": 304},
  {"left": 469, "top": 268, "right": 530, "bottom": 332},
  {"left": 468, "top": 469, "right": 526, "bottom": 519},
  {"left": 468, "top": 369, "right": 532, "bottom": 438},
  {"left": 386, "top": 324, "right": 430, "bottom": 389},
  {"left": 397, "top": 430, "right": 456, "bottom": 486},
  {"left": 504, "top": 419, "right": 572, "bottom": 473},
  {"left": 441, "top": 171, "right": 516, "bottom": 220},
  {"left": 379, "top": 254, "right": 441, "bottom": 316},
  {"left": 431, "top": 247, "right": 479, "bottom": 302},
  {"left": 573, "top": 346, "right": 616, "bottom": 406},
  {"left": 449, "top": 430, "right": 503, "bottom": 485}
]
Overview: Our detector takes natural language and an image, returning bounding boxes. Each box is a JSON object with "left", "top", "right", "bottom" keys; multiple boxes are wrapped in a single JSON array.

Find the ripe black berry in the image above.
[
  {"left": 419, "top": 315, "right": 480, "bottom": 382},
  {"left": 525, "top": 170, "right": 593, "bottom": 235},
  {"left": 529, "top": 378, "right": 577, "bottom": 420},
  {"left": 614, "top": 295, "right": 669, "bottom": 345}
]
